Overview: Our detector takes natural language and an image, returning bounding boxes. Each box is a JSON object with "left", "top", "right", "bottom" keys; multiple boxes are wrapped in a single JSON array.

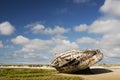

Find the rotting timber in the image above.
[{"left": 51, "top": 49, "right": 103, "bottom": 73}]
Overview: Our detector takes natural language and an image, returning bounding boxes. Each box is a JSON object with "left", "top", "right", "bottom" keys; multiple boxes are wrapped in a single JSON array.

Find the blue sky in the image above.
[{"left": 0, "top": 0, "right": 120, "bottom": 64}]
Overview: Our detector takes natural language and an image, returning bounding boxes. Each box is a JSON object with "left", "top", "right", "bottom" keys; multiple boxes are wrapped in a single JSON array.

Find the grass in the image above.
[{"left": 0, "top": 68, "right": 83, "bottom": 80}]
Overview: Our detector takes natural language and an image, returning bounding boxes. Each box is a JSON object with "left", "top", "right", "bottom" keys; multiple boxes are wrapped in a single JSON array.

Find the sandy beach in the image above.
[
  {"left": 1, "top": 65, "right": 120, "bottom": 80},
  {"left": 58, "top": 66, "right": 120, "bottom": 80}
]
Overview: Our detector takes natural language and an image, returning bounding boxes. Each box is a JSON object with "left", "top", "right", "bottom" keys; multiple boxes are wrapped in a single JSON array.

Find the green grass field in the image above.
[{"left": 0, "top": 68, "right": 83, "bottom": 80}]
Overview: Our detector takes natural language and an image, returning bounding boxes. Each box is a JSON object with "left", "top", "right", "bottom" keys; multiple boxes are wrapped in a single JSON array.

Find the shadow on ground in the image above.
[
  {"left": 72, "top": 68, "right": 113, "bottom": 75},
  {"left": 90, "top": 68, "right": 113, "bottom": 74}
]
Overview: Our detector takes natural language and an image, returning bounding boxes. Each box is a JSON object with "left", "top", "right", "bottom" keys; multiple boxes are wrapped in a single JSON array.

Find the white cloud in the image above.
[
  {"left": 43, "top": 26, "right": 69, "bottom": 35},
  {"left": 74, "top": 24, "right": 88, "bottom": 32},
  {"left": 100, "top": 0, "right": 120, "bottom": 18},
  {"left": 75, "top": 34, "right": 120, "bottom": 58},
  {"left": 52, "top": 34, "right": 68, "bottom": 40},
  {"left": 13, "top": 35, "right": 79, "bottom": 60},
  {"left": 22, "top": 39, "right": 52, "bottom": 51},
  {"left": 95, "top": 33, "right": 120, "bottom": 58},
  {"left": 94, "top": 0, "right": 120, "bottom": 58},
  {"left": 89, "top": 19, "right": 120, "bottom": 34},
  {"left": 0, "top": 21, "right": 15, "bottom": 35},
  {"left": 26, "top": 23, "right": 69, "bottom": 35},
  {"left": 13, "top": 38, "right": 52, "bottom": 60},
  {"left": 0, "top": 41, "right": 3, "bottom": 48},
  {"left": 51, "top": 38, "right": 79, "bottom": 54},
  {"left": 23, "top": 53, "right": 39, "bottom": 58},
  {"left": 73, "top": 0, "right": 89, "bottom": 4},
  {"left": 11, "top": 35, "right": 30, "bottom": 45},
  {"left": 99, "top": 34, "right": 120, "bottom": 49},
  {"left": 30, "top": 24, "right": 45, "bottom": 33},
  {"left": 81, "top": 19, "right": 120, "bottom": 58},
  {"left": 74, "top": 0, "right": 120, "bottom": 59},
  {"left": 76, "top": 37, "right": 97, "bottom": 44},
  {"left": 75, "top": 37, "right": 99, "bottom": 49},
  {"left": 74, "top": 19, "right": 120, "bottom": 35}
]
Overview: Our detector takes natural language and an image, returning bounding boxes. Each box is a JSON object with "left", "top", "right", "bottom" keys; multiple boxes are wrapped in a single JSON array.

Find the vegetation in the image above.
[
  {"left": 98, "top": 63, "right": 120, "bottom": 67},
  {"left": 0, "top": 68, "right": 83, "bottom": 80},
  {"left": 1, "top": 64, "right": 46, "bottom": 67}
]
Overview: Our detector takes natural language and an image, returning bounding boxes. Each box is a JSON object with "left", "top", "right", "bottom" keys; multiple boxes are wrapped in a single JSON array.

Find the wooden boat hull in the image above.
[{"left": 51, "top": 49, "right": 103, "bottom": 73}]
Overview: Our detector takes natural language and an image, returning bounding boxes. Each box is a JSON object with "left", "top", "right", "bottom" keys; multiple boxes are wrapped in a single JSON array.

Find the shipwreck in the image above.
[{"left": 51, "top": 49, "right": 103, "bottom": 73}]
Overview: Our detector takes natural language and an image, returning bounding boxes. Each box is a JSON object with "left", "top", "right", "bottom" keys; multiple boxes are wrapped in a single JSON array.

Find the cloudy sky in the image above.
[{"left": 0, "top": 0, "right": 120, "bottom": 64}]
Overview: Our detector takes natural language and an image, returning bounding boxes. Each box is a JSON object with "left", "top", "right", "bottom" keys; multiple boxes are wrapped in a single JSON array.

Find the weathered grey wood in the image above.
[{"left": 51, "top": 49, "right": 103, "bottom": 73}]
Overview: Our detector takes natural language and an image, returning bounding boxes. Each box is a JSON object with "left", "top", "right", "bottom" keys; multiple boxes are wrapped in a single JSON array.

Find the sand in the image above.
[
  {"left": 1, "top": 65, "right": 120, "bottom": 80},
  {"left": 57, "top": 66, "right": 120, "bottom": 80}
]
